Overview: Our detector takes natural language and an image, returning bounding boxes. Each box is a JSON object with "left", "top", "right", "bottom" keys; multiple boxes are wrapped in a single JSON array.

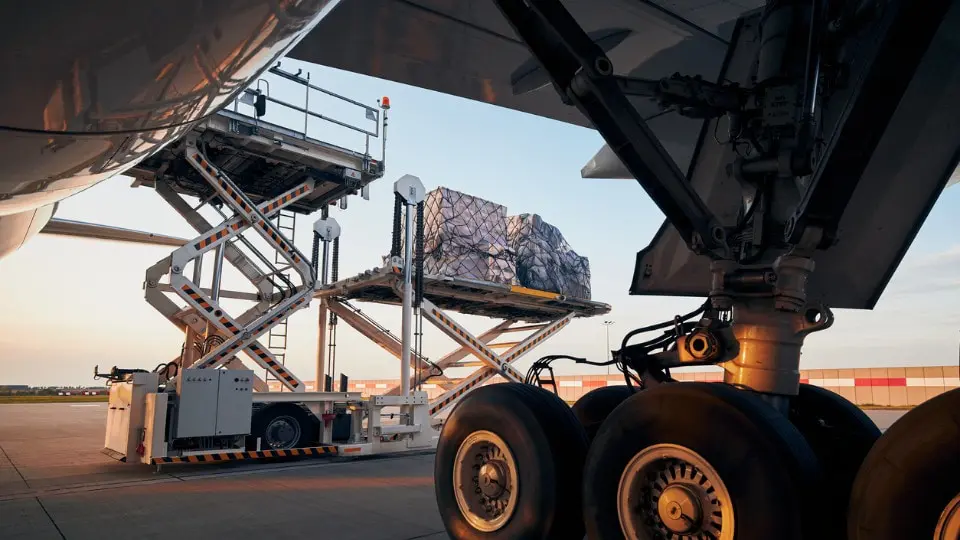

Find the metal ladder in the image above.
[
  {"left": 144, "top": 137, "right": 317, "bottom": 392},
  {"left": 266, "top": 210, "right": 296, "bottom": 389}
]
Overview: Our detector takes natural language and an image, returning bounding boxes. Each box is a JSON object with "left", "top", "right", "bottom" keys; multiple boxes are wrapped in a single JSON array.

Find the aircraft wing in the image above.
[
  {"left": 289, "top": 0, "right": 762, "bottom": 174},
  {"left": 292, "top": 0, "right": 960, "bottom": 310}
]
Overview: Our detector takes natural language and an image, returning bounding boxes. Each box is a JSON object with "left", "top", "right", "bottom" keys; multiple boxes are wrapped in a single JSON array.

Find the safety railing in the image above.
[{"left": 231, "top": 62, "right": 388, "bottom": 163}]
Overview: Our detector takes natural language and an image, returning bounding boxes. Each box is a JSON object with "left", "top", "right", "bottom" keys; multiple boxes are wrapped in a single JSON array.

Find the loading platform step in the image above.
[
  {"left": 316, "top": 265, "right": 611, "bottom": 323},
  {"left": 129, "top": 65, "right": 385, "bottom": 214}
]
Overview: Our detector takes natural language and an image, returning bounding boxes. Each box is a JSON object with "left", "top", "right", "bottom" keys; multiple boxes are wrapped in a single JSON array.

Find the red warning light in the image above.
[{"left": 381, "top": 96, "right": 391, "bottom": 110}]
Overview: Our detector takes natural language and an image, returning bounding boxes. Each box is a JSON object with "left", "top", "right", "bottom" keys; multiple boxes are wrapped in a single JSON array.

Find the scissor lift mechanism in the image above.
[
  {"left": 109, "top": 73, "right": 611, "bottom": 465},
  {"left": 98, "top": 68, "right": 461, "bottom": 467},
  {"left": 316, "top": 267, "right": 610, "bottom": 420},
  {"left": 131, "top": 64, "right": 386, "bottom": 391}
]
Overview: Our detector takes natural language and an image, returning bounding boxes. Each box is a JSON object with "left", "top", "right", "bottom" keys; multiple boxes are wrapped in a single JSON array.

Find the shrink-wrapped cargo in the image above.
[
  {"left": 403, "top": 187, "right": 517, "bottom": 284},
  {"left": 507, "top": 213, "right": 591, "bottom": 299}
]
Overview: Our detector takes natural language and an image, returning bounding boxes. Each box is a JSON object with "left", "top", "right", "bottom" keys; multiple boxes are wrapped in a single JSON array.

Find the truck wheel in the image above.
[
  {"left": 847, "top": 387, "right": 960, "bottom": 539},
  {"left": 571, "top": 385, "right": 635, "bottom": 444},
  {"left": 788, "top": 383, "right": 881, "bottom": 539},
  {"left": 434, "top": 383, "right": 588, "bottom": 539},
  {"left": 248, "top": 403, "right": 316, "bottom": 451},
  {"left": 583, "top": 383, "right": 820, "bottom": 540}
]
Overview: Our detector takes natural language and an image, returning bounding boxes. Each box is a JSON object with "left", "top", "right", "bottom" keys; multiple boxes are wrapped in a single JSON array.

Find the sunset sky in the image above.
[{"left": 1, "top": 59, "right": 958, "bottom": 387}]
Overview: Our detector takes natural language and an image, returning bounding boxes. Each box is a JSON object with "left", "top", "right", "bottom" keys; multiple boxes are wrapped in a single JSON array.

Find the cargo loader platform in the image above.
[
  {"left": 317, "top": 264, "right": 611, "bottom": 323},
  {"left": 315, "top": 263, "right": 612, "bottom": 420}
]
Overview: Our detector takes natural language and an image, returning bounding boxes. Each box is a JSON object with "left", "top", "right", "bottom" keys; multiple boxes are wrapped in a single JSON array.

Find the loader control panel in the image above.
[{"left": 175, "top": 368, "right": 253, "bottom": 438}]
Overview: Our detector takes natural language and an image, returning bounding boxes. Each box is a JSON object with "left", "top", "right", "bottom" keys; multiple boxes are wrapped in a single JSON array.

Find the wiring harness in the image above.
[{"left": 525, "top": 300, "right": 713, "bottom": 395}]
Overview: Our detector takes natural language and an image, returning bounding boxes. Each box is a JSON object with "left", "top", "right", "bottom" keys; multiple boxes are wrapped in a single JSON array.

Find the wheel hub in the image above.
[
  {"left": 658, "top": 484, "right": 702, "bottom": 534},
  {"left": 618, "top": 444, "right": 734, "bottom": 540},
  {"left": 452, "top": 430, "right": 520, "bottom": 532},
  {"left": 265, "top": 415, "right": 300, "bottom": 449},
  {"left": 479, "top": 461, "right": 507, "bottom": 498}
]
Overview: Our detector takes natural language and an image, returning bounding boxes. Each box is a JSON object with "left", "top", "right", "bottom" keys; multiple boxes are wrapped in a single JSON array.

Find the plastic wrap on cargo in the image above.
[
  {"left": 507, "top": 213, "right": 591, "bottom": 299},
  {"left": 403, "top": 187, "right": 518, "bottom": 284}
]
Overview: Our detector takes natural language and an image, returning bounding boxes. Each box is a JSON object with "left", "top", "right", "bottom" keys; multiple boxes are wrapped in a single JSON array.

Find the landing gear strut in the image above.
[{"left": 432, "top": 0, "right": 960, "bottom": 537}]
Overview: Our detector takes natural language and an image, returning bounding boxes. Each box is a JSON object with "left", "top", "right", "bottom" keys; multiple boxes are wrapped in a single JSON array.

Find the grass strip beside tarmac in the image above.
[{"left": 0, "top": 395, "right": 108, "bottom": 404}]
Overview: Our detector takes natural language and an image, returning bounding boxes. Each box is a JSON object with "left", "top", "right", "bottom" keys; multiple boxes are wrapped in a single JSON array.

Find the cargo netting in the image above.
[
  {"left": 395, "top": 187, "right": 592, "bottom": 299},
  {"left": 401, "top": 187, "right": 517, "bottom": 284},
  {"left": 507, "top": 213, "right": 591, "bottom": 300}
]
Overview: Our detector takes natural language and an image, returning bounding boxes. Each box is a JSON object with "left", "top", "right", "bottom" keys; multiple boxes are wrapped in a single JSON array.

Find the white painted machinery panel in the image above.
[
  {"left": 104, "top": 372, "right": 159, "bottom": 460},
  {"left": 175, "top": 369, "right": 220, "bottom": 438},
  {"left": 216, "top": 369, "right": 254, "bottom": 436}
]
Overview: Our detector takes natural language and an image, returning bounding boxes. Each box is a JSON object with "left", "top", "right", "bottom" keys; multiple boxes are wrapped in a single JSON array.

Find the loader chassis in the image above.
[{"left": 433, "top": 1, "right": 960, "bottom": 539}]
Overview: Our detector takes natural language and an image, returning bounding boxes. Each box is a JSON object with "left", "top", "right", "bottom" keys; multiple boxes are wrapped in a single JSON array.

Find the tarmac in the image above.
[{"left": 0, "top": 403, "right": 906, "bottom": 539}]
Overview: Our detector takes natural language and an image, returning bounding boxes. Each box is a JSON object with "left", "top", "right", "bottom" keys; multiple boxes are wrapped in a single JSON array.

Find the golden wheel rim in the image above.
[
  {"left": 452, "top": 430, "right": 520, "bottom": 532},
  {"left": 935, "top": 492, "right": 960, "bottom": 540},
  {"left": 617, "top": 444, "right": 735, "bottom": 540}
]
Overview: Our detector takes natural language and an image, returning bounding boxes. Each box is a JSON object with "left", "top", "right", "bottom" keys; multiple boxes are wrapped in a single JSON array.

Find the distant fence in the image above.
[{"left": 269, "top": 365, "right": 959, "bottom": 407}]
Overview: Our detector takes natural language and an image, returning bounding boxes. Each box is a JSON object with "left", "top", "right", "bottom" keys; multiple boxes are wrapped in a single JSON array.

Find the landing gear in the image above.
[
  {"left": 847, "top": 387, "right": 960, "bottom": 539},
  {"left": 582, "top": 383, "right": 819, "bottom": 540},
  {"left": 434, "top": 0, "right": 960, "bottom": 537},
  {"left": 789, "top": 383, "right": 881, "bottom": 539},
  {"left": 434, "top": 383, "right": 588, "bottom": 539}
]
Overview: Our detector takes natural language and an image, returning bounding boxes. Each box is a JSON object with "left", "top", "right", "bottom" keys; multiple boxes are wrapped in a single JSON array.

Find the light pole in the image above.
[{"left": 602, "top": 320, "right": 615, "bottom": 374}]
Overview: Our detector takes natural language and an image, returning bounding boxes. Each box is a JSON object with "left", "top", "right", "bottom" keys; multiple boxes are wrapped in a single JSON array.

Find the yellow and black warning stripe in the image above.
[
  {"left": 222, "top": 181, "right": 253, "bottom": 214},
  {"left": 219, "top": 317, "right": 239, "bottom": 334},
  {"left": 428, "top": 319, "right": 574, "bottom": 414},
  {"left": 431, "top": 310, "right": 500, "bottom": 365},
  {"left": 210, "top": 297, "right": 307, "bottom": 361},
  {"left": 192, "top": 153, "right": 252, "bottom": 213},
  {"left": 194, "top": 222, "right": 241, "bottom": 250},
  {"left": 263, "top": 184, "right": 310, "bottom": 214},
  {"left": 249, "top": 298, "right": 307, "bottom": 336},
  {"left": 502, "top": 319, "right": 569, "bottom": 363},
  {"left": 181, "top": 284, "right": 215, "bottom": 313},
  {"left": 181, "top": 273, "right": 306, "bottom": 388},
  {"left": 255, "top": 219, "right": 301, "bottom": 264},
  {"left": 152, "top": 445, "right": 337, "bottom": 464},
  {"left": 248, "top": 343, "right": 299, "bottom": 386},
  {"left": 430, "top": 376, "right": 486, "bottom": 415},
  {"left": 193, "top": 184, "right": 310, "bottom": 251},
  {"left": 191, "top": 152, "right": 306, "bottom": 265},
  {"left": 431, "top": 309, "right": 524, "bottom": 380}
]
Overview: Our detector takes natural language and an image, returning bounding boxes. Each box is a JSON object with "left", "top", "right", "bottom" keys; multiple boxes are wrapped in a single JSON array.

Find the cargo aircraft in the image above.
[{"left": 2, "top": 1, "right": 958, "bottom": 539}]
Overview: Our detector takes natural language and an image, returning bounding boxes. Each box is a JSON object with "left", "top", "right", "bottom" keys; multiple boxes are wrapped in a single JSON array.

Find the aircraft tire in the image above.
[
  {"left": 787, "top": 383, "right": 881, "bottom": 539},
  {"left": 434, "top": 383, "right": 588, "bottom": 539},
  {"left": 582, "top": 382, "right": 820, "bottom": 540},
  {"left": 847, "top": 387, "right": 960, "bottom": 539},
  {"left": 571, "top": 384, "right": 636, "bottom": 444}
]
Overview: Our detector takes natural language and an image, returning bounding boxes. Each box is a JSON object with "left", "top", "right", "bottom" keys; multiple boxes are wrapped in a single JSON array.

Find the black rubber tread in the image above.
[
  {"left": 788, "top": 383, "right": 881, "bottom": 539},
  {"left": 512, "top": 382, "right": 591, "bottom": 533},
  {"left": 847, "top": 387, "right": 960, "bottom": 539},
  {"left": 571, "top": 385, "right": 636, "bottom": 444},
  {"left": 583, "top": 382, "right": 821, "bottom": 540},
  {"left": 246, "top": 402, "right": 315, "bottom": 450},
  {"left": 434, "top": 383, "right": 588, "bottom": 540}
]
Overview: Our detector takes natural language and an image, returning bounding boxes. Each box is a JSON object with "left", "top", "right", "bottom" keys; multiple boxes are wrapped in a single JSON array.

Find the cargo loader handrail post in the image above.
[{"left": 394, "top": 175, "right": 426, "bottom": 399}]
